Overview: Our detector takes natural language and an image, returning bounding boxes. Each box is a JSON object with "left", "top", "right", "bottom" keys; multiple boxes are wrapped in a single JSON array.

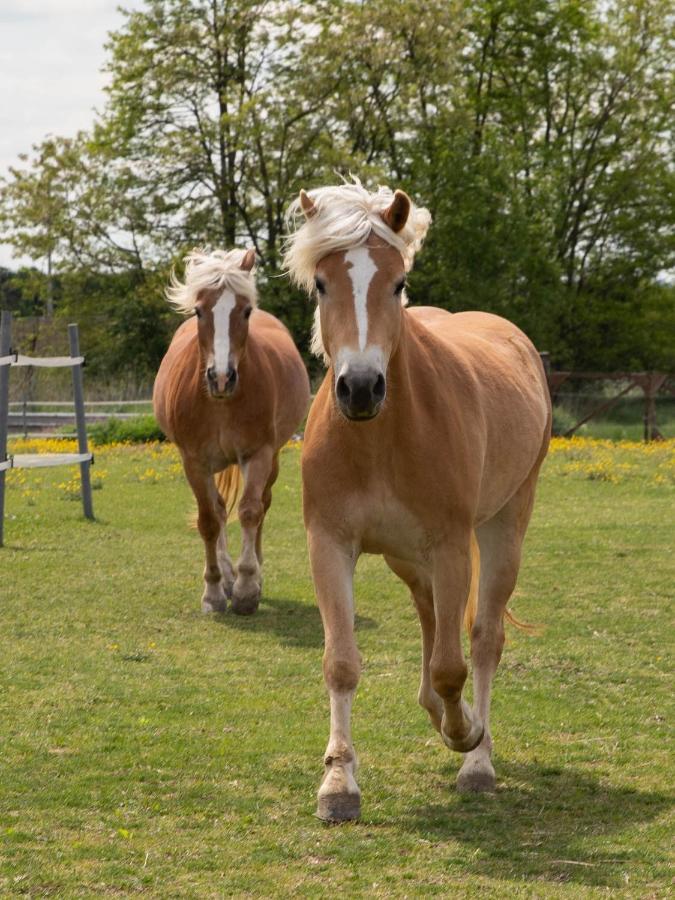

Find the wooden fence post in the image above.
[
  {"left": 0, "top": 311, "right": 13, "bottom": 547},
  {"left": 641, "top": 373, "right": 667, "bottom": 442},
  {"left": 68, "top": 323, "right": 94, "bottom": 520}
]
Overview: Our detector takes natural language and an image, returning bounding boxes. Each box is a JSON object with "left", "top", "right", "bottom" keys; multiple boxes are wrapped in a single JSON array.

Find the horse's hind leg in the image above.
[
  {"left": 215, "top": 490, "right": 235, "bottom": 597},
  {"left": 254, "top": 452, "right": 280, "bottom": 567},
  {"left": 231, "top": 447, "right": 274, "bottom": 616},
  {"left": 457, "top": 471, "right": 539, "bottom": 793},
  {"left": 184, "top": 461, "right": 229, "bottom": 613},
  {"left": 430, "top": 530, "right": 485, "bottom": 754},
  {"left": 384, "top": 556, "right": 443, "bottom": 732}
]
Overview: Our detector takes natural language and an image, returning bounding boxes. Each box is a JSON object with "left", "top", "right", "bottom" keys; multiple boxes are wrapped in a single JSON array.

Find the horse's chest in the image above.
[{"left": 358, "top": 492, "right": 431, "bottom": 563}]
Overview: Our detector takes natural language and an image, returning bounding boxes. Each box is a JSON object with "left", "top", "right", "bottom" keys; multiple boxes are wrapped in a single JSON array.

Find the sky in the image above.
[{"left": 0, "top": 0, "right": 144, "bottom": 269}]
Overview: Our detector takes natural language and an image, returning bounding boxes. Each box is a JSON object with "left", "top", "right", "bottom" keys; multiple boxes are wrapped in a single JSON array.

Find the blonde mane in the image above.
[
  {"left": 166, "top": 248, "right": 257, "bottom": 314},
  {"left": 283, "top": 177, "right": 432, "bottom": 294}
]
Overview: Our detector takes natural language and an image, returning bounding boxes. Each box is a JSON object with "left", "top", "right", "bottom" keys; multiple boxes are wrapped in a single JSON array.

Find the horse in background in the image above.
[
  {"left": 153, "top": 248, "right": 310, "bottom": 615},
  {"left": 284, "top": 179, "right": 551, "bottom": 821}
]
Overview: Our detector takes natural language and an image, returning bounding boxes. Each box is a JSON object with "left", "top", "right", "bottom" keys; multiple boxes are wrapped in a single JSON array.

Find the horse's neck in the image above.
[{"left": 387, "top": 309, "right": 428, "bottom": 401}]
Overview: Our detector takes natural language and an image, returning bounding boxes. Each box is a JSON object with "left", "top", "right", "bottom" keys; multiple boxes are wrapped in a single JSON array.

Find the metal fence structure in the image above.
[{"left": 0, "top": 310, "right": 94, "bottom": 546}]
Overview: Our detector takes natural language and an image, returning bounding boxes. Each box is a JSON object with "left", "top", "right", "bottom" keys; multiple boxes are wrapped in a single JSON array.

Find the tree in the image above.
[
  {"left": 303, "top": 0, "right": 674, "bottom": 367},
  {"left": 1, "top": 0, "right": 672, "bottom": 382},
  {"left": 100, "top": 0, "right": 353, "bottom": 266},
  {"left": 343, "top": 0, "right": 674, "bottom": 369}
]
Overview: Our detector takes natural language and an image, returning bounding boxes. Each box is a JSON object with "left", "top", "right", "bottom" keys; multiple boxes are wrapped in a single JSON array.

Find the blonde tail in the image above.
[
  {"left": 464, "top": 532, "right": 480, "bottom": 637},
  {"left": 463, "top": 531, "right": 537, "bottom": 636},
  {"left": 504, "top": 607, "right": 539, "bottom": 634},
  {"left": 215, "top": 464, "right": 244, "bottom": 523}
]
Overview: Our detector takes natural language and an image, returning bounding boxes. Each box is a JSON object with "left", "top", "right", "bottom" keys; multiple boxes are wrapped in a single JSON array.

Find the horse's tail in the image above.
[
  {"left": 463, "top": 531, "right": 538, "bottom": 636},
  {"left": 464, "top": 532, "right": 480, "bottom": 636},
  {"left": 215, "top": 464, "right": 244, "bottom": 523}
]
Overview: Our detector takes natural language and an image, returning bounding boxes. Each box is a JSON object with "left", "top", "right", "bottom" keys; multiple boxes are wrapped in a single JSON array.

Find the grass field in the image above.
[{"left": 1, "top": 438, "right": 673, "bottom": 897}]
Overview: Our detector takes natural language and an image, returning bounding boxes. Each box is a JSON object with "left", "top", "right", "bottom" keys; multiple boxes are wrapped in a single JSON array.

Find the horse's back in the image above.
[
  {"left": 410, "top": 307, "right": 539, "bottom": 360},
  {"left": 409, "top": 306, "right": 548, "bottom": 404}
]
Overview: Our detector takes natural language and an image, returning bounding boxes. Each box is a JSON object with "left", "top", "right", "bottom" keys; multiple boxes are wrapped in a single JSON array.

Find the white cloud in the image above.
[{"left": 0, "top": 0, "right": 144, "bottom": 269}]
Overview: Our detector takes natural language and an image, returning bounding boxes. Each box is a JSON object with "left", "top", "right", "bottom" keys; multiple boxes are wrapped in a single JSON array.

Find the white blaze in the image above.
[
  {"left": 212, "top": 289, "right": 235, "bottom": 373},
  {"left": 344, "top": 247, "right": 377, "bottom": 351}
]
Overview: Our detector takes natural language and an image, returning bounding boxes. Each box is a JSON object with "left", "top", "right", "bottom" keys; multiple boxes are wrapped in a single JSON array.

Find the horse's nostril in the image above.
[
  {"left": 336, "top": 374, "right": 350, "bottom": 403},
  {"left": 373, "top": 373, "right": 385, "bottom": 401},
  {"left": 227, "top": 366, "right": 237, "bottom": 385},
  {"left": 207, "top": 366, "right": 217, "bottom": 383}
]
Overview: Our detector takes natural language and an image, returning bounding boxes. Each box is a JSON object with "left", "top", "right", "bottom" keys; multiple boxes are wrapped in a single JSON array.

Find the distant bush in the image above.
[
  {"left": 89, "top": 415, "right": 166, "bottom": 445},
  {"left": 552, "top": 405, "right": 577, "bottom": 437}
]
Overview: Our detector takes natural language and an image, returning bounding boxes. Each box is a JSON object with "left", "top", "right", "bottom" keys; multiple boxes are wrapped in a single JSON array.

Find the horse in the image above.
[
  {"left": 153, "top": 248, "right": 310, "bottom": 615},
  {"left": 284, "top": 179, "right": 551, "bottom": 821}
]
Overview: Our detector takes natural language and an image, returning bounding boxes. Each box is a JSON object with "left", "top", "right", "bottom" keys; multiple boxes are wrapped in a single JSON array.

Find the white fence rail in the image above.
[{"left": 6, "top": 398, "right": 152, "bottom": 439}]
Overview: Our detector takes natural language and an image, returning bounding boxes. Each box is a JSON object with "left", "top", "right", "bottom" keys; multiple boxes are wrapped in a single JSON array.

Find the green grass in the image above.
[
  {"left": 1, "top": 440, "right": 673, "bottom": 897},
  {"left": 575, "top": 418, "right": 675, "bottom": 442}
]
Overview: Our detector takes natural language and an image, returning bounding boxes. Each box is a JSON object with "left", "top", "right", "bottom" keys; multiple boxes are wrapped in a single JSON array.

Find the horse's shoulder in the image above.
[
  {"left": 251, "top": 308, "right": 287, "bottom": 331},
  {"left": 250, "top": 309, "right": 294, "bottom": 347}
]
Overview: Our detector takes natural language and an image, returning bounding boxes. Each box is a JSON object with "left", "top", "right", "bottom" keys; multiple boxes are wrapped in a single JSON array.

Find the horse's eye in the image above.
[
  {"left": 394, "top": 279, "right": 406, "bottom": 296},
  {"left": 314, "top": 277, "right": 326, "bottom": 296},
  {"left": 244, "top": 307, "right": 252, "bottom": 320},
  {"left": 194, "top": 307, "right": 203, "bottom": 319}
]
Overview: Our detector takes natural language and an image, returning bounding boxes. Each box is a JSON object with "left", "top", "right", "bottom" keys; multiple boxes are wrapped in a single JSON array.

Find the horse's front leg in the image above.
[
  {"left": 231, "top": 448, "right": 274, "bottom": 615},
  {"left": 308, "top": 529, "right": 361, "bottom": 822},
  {"left": 183, "top": 460, "right": 229, "bottom": 613},
  {"left": 431, "top": 531, "right": 484, "bottom": 753}
]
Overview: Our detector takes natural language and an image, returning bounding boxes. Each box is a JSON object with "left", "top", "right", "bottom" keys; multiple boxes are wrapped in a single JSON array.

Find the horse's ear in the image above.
[
  {"left": 240, "top": 248, "right": 256, "bottom": 272},
  {"left": 381, "top": 190, "right": 411, "bottom": 234},
  {"left": 299, "top": 189, "right": 317, "bottom": 220}
]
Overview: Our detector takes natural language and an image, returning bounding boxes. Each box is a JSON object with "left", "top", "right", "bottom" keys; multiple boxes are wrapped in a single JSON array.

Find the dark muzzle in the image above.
[
  {"left": 335, "top": 369, "right": 386, "bottom": 420},
  {"left": 207, "top": 365, "right": 238, "bottom": 397}
]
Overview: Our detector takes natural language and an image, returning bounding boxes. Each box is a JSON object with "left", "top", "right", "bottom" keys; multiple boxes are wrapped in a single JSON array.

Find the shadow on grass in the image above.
[
  {"left": 403, "top": 759, "right": 671, "bottom": 888},
  {"left": 214, "top": 594, "right": 378, "bottom": 648}
]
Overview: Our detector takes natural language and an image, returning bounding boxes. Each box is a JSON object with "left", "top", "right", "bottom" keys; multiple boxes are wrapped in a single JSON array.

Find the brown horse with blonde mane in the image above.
[
  {"left": 284, "top": 179, "right": 551, "bottom": 821},
  {"left": 153, "top": 248, "right": 310, "bottom": 615}
]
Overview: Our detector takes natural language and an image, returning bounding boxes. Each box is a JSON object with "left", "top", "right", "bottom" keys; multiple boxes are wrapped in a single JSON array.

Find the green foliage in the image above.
[
  {"left": 56, "top": 269, "right": 175, "bottom": 382},
  {"left": 88, "top": 415, "right": 166, "bottom": 445},
  {"left": 0, "top": 267, "right": 51, "bottom": 317},
  {"left": 0, "top": 0, "right": 673, "bottom": 383},
  {"left": 551, "top": 405, "right": 577, "bottom": 437},
  {"left": 0, "top": 444, "right": 672, "bottom": 894}
]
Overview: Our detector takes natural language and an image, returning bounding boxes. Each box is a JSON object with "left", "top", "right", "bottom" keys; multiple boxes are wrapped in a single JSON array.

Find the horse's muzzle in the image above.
[
  {"left": 206, "top": 365, "right": 238, "bottom": 398},
  {"left": 335, "top": 369, "right": 386, "bottom": 421}
]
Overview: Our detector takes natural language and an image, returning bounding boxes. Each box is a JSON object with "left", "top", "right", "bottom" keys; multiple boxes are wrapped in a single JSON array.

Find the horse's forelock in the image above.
[
  {"left": 166, "top": 248, "right": 257, "bottom": 315},
  {"left": 283, "top": 178, "right": 431, "bottom": 293}
]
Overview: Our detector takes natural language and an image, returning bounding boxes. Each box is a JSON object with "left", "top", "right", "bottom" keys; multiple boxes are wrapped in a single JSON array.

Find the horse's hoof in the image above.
[
  {"left": 201, "top": 594, "right": 227, "bottom": 614},
  {"left": 441, "top": 704, "right": 484, "bottom": 753},
  {"left": 316, "top": 765, "right": 360, "bottom": 823},
  {"left": 230, "top": 587, "right": 260, "bottom": 616},
  {"left": 316, "top": 790, "right": 361, "bottom": 823},
  {"left": 456, "top": 763, "right": 496, "bottom": 794}
]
